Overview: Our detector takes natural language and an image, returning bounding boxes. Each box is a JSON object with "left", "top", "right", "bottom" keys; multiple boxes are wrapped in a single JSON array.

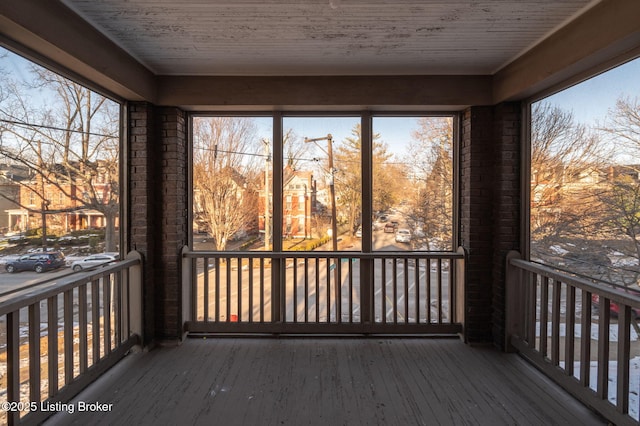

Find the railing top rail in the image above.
[
  {"left": 0, "top": 255, "right": 141, "bottom": 317},
  {"left": 183, "top": 250, "right": 464, "bottom": 260},
  {"left": 510, "top": 257, "right": 640, "bottom": 308}
]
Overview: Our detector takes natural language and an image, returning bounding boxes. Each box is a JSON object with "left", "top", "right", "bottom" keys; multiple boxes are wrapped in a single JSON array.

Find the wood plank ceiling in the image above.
[{"left": 60, "top": 0, "right": 597, "bottom": 77}]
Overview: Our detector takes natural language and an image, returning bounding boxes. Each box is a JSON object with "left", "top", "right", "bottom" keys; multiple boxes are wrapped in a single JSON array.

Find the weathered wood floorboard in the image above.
[{"left": 45, "top": 338, "right": 606, "bottom": 426}]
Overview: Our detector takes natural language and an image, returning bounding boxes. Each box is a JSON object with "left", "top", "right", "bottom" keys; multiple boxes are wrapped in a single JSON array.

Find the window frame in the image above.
[{"left": 188, "top": 111, "right": 460, "bottom": 253}]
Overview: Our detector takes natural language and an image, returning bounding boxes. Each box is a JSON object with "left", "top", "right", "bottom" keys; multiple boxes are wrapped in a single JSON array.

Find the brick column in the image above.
[
  {"left": 157, "top": 107, "right": 187, "bottom": 343},
  {"left": 460, "top": 104, "right": 521, "bottom": 347},
  {"left": 128, "top": 103, "right": 187, "bottom": 345},
  {"left": 128, "top": 102, "right": 160, "bottom": 345},
  {"left": 460, "top": 106, "right": 494, "bottom": 344},
  {"left": 491, "top": 103, "right": 521, "bottom": 349}
]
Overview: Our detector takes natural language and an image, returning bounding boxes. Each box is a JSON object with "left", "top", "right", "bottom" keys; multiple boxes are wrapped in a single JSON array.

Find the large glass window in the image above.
[
  {"left": 191, "top": 114, "right": 455, "bottom": 253},
  {"left": 282, "top": 116, "right": 360, "bottom": 252},
  {"left": 530, "top": 57, "right": 640, "bottom": 285},
  {"left": 191, "top": 116, "right": 272, "bottom": 251},
  {"left": 0, "top": 47, "right": 121, "bottom": 287},
  {"left": 372, "top": 116, "right": 454, "bottom": 251}
]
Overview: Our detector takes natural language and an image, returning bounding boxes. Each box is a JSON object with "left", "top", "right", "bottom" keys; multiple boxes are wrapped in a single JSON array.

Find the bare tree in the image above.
[
  {"left": 192, "top": 117, "right": 261, "bottom": 250},
  {"left": 0, "top": 61, "right": 120, "bottom": 251},
  {"left": 603, "top": 96, "right": 640, "bottom": 154},
  {"left": 406, "top": 117, "right": 454, "bottom": 250},
  {"left": 530, "top": 102, "right": 612, "bottom": 245},
  {"left": 283, "top": 128, "right": 313, "bottom": 170},
  {"left": 593, "top": 96, "right": 640, "bottom": 285}
]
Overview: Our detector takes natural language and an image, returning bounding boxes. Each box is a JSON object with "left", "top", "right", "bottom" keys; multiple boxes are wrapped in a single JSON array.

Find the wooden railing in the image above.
[
  {"left": 0, "top": 251, "right": 143, "bottom": 426},
  {"left": 506, "top": 251, "right": 640, "bottom": 426},
  {"left": 183, "top": 248, "right": 465, "bottom": 335}
]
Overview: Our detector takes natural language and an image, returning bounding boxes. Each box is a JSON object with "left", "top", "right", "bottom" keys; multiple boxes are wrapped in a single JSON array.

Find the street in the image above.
[{"left": 0, "top": 267, "right": 73, "bottom": 296}]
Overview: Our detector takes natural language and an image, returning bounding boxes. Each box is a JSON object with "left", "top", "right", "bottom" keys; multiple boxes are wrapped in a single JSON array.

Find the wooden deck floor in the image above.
[{"left": 45, "top": 337, "right": 605, "bottom": 426}]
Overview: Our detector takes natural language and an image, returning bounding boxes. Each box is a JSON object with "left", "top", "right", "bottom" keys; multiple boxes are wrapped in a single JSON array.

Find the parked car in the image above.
[
  {"left": 71, "top": 253, "right": 118, "bottom": 271},
  {"left": 384, "top": 222, "right": 397, "bottom": 233},
  {"left": 592, "top": 288, "right": 640, "bottom": 319},
  {"left": 395, "top": 228, "right": 412, "bottom": 243},
  {"left": 5, "top": 252, "right": 66, "bottom": 273}
]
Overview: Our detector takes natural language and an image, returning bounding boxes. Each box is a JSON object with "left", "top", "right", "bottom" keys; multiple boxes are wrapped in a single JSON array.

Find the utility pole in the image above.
[
  {"left": 37, "top": 140, "right": 48, "bottom": 250},
  {"left": 263, "top": 139, "right": 271, "bottom": 250},
  {"left": 304, "top": 134, "right": 337, "bottom": 252}
]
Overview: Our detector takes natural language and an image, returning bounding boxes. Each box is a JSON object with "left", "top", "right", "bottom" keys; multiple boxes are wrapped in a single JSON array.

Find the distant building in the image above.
[
  {"left": 259, "top": 166, "right": 317, "bottom": 240},
  {"left": 2, "top": 162, "right": 118, "bottom": 233},
  {"left": 0, "top": 164, "right": 30, "bottom": 234}
]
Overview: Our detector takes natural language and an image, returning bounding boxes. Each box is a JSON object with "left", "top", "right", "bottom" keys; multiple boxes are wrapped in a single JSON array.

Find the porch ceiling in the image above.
[
  {"left": 59, "top": 0, "right": 595, "bottom": 77},
  {"left": 1, "top": 0, "right": 640, "bottom": 107}
]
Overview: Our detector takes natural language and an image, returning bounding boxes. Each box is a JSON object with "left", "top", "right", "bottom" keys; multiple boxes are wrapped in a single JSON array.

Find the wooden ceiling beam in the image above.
[
  {"left": 493, "top": 0, "right": 640, "bottom": 102},
  {"left": 156, "top": 75, "right": 492, "bottom": 111}
]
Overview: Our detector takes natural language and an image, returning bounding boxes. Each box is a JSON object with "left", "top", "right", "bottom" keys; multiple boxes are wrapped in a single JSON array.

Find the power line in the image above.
[{"left": 0, "top": 118, "right": 118, "bottom": 139}]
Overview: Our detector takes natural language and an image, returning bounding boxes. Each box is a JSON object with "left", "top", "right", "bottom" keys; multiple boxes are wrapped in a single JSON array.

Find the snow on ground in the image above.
[
  {"left": 540, "top": 321, "right": 639, "bottom": 420},
  {"left": 537, "top": 322, "right": 639, "bottom": 342},
  {"left": 560, "top": 358, "right": 639, "bottom": 421}
]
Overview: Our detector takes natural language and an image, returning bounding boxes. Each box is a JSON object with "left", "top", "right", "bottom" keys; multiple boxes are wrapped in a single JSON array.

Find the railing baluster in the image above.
[
  {"left": 437, "top": 258, "right": 442, "bottom": 324},
  {"left": 260, "top": 258, "right": 265, "bottom": 322},
  {"left": 29, "top": 302, "right": 42, "bottom": 404},
  {"left": 616, "top": 306, "right": 631, "bottom": 415},
  {"left": 315, "top": 257, "right": 320, "bottom": 322},
  {"left": 292, "top": 257, "right": 298, "bottom": 322},
  {"left": 381, "top": 258, "right": 387, "bottom": 324},
  {"left": 115, "top": 271, "right": 122, "bottom": 345},
  {"left": 348, "top": 258, "right": 353, "bottom": 323},
  {"left": 580, "top": 290, "right": 592, "bottom": 388},
  {"left": 79, "top": 284, "right": 88, "bottom": 373},
  {"left": 336, "top": 257, "right": 342, "bottom": 323},
  {"left": 91, "top": 279, "right": 100, "bottom": 365},
  {"left": 226, "top": 258, "right": 231, "bottom": 321},
  {"left": 191, "top": 257, "right": 198, "bottom": 322},
  {"left": 326, "top": 257, "right": 331, "bottom": 323},
  {"left": 565, "top": 285, "right": 576, "bottom": 377},
  {"left": 525, "top": 271, "right": 536, "bottom": 346},
  {"left": 539, "top": 275, "right": 549, "bottom": 357},
  {"left": 203, "top": 256, "right": 209, "bottom": 322},
  {"left": 426, "top": 259, "right": 432, "bottom": 323},
  {"left": 404, "top": 258, "right": 409, "bottom": 323},
  {"left": 551, "top": 280, "right": 561, "bottom": 366},
  {"left": 237, "top": 257, "right": 242, "bottom": 321},
  {"left": 304, "top": 258, "right": 309, "bottom": 323},
  {"left": 597, "top": 297, "right": 611, "bottom": 399},
  {"left": 7, "top": 310, "right": 20, "bottom": 426},
  {"left": 64, "top": 289, "right": 74, "bottom": 385},
  {"left": 103, "top": 277, "right": 112, "bottom": 355},
  {"left": 414, "top": 258, "right": 420, "bottom": 323},
  {"left": 393, "top": 258, "right": 398, "bottom": 324},
  {"left": 249, "top": 257, "right": 254, "bottom": 322},
  {"left": 215, "top": 257, "right": 220, "bottom": 322},
  {"left": 448, "top": 259, "right": 454, "bottom": 323}
]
